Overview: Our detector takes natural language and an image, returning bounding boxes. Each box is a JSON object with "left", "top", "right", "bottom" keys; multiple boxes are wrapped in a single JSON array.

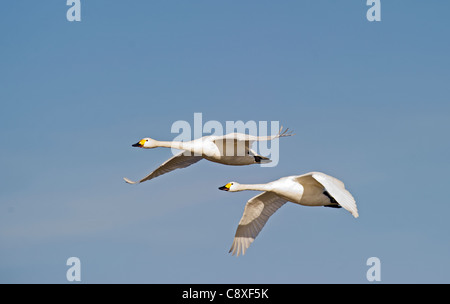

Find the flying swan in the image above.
[
  {"left": 218, "top": 172, "right": 358, "bottom": 256},
  {"left": 124, "top": 127, "right": 293, "bottom": 184}
]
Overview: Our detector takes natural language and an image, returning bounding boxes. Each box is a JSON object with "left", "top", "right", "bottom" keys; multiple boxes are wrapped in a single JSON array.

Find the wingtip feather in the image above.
[{"left": 123, "top": 177, "right": 138, "bottom": 184}]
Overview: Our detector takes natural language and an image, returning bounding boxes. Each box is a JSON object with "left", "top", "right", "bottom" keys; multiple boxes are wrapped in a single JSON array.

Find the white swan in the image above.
[
  {"left": 218, "top": 172, "right": 358, "bottom": 256},
  {"left": 124, "top": 127, "right": 293, "bottom": 184}
]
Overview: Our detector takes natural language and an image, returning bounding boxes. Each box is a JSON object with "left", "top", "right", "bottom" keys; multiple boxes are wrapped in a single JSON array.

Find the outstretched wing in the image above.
[
  {"left": 311, "top": 172, "right": 358, "bottom": 218},
  {"left": 229, "top": 192, "right": 287, "bottom": 256},
  {"left": 123, "top": 151, "right": 203, "bottom": 184},
  {"left": 295, "top": 172, "right": 358, "bottom": 218},
  {"left": 213, "top": 126, "right": 294, "bottom": 145}
]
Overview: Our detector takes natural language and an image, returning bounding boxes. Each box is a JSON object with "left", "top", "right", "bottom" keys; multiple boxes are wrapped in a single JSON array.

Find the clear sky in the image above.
[{"left": 1, "top": 1, "right": 449, "bottom": 283}]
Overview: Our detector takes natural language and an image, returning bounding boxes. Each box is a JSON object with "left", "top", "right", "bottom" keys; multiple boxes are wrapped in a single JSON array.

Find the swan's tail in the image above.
[{"left": 254, "top": 155, "right": 271, "bottom": 164}]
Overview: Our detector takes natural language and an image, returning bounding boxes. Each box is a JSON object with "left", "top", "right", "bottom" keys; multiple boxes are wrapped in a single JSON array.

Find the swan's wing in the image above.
[
  {"left": 229, "top": 192, "right": 287, "bottom": 256},
  {"left": 311, "top": 173, "right": 358, "bottom": 218},
  {"left": 213, "top": 126, "right": 294, "bottom": 144},
  {"left": 296, "top": 172, "right": 358, "bottom": 218},
  {"left": 123, "top": 151, "right": 203, "bottom": 184}
]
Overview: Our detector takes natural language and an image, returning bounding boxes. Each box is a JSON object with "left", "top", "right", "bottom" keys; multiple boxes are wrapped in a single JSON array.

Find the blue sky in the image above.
[{"left": 1, "top": 1, "right": 450, "bottom": 283}]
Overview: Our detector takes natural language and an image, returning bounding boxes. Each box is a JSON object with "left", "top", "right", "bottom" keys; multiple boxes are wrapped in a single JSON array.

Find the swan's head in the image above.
[
  {"left": 132, "top": 138, "right": 158, "bottom": 149},
  {"left": 218, "top": 182, "right": 240, "bottom": 192}
]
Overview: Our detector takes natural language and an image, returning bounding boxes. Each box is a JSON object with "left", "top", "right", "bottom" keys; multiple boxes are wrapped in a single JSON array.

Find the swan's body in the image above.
[
  {"left": 219, "top": 172, "right": 358, "bottom": 256},
  {"left": 124, "top": 127, "right": 293, "bottom": 184}
]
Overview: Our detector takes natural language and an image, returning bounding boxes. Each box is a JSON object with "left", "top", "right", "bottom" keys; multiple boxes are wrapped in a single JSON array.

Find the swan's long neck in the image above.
[
  {"left": 235, "top": 183, "right": 273, "bottom": 192},
  {"left": 154, "top": 140, "right": 186, "bottom": 150}
]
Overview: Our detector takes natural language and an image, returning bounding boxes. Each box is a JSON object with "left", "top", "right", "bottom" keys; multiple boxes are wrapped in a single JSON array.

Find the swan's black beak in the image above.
[
  {"left": 219, "top": 183, "right": 232, "bottom": 191},
  {"left": 132, "top": 139, "right": 146, "bottom": 147}
]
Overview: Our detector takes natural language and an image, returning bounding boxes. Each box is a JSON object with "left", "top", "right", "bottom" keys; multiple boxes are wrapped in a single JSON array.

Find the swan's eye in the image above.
[{"left": 146, "top": 139, "right": 149, "bottom": 142}]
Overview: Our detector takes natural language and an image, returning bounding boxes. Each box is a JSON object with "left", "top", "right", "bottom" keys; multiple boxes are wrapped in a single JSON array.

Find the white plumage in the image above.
[
  {"left": 219, "top": 172, "right": 358, "bottom": 256},
  {"left": 124, "top": 127, "right": 293, "bottom": 184}
]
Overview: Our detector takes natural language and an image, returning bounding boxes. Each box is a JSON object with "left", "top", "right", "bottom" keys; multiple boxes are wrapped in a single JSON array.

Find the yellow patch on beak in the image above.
[
  {"left": 218, "top": 182, "right": 232, "bottom": 191},
  {"left": 132, "top": 139, "right": 147, "bottom": 147},
  {"left": 219, "top": 183, "right": 231, "bottom": 191}
]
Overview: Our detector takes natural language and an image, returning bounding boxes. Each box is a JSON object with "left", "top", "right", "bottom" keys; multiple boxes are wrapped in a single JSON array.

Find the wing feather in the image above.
[
  {"left": 312, "top": 172, "right": 358, "bottom": 218},
  {"left": 229, "top": 192, "right": 287, "bottom": 256},
  {"left": 213, "top": 126, "right": 294, "bottom": 145},
  {"left": 124, "top": 151, "right": 203, "bottom": 184}
]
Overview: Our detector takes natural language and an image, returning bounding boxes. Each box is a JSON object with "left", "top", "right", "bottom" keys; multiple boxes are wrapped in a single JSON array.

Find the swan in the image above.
[
  {"left": 124, "top": 127, "right": 293, "bottom": 184},
  {"left": 218, "top": 172, "right": 358, "bottom": 256}
]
